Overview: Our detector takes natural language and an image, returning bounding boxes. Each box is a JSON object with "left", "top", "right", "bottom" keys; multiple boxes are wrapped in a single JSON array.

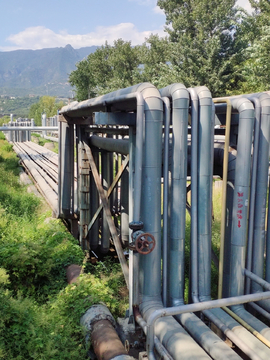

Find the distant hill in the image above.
[{"left": 0, "top": 44, "right": 97, "bottom": 97}]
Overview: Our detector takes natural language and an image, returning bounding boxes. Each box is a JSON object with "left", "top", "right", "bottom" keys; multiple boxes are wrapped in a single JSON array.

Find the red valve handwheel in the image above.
[{"left": 135, "top": 233, "right": 156, "bottom": 255}]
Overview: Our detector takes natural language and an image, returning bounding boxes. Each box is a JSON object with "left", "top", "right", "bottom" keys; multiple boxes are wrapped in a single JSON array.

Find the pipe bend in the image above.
[
  {"left": 231, "top": 97, "right": 254, "bottom": 114},
  {"left": 257, "top": 92, "right": 270, "bottom": 110},
  {"left": 159, "top": 83, "right": 189, "bottom": 103},
  {"left": 194, "top": 86, "right": 213, "bottom": 105}
]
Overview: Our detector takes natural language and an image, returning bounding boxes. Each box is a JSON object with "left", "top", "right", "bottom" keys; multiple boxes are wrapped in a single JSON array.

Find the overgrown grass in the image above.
[{"left": 0, "top": 134, "right": 128, "bottom": 359}]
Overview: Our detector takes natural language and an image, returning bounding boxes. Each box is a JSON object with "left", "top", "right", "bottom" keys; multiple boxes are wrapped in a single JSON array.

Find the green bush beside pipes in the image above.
[{"left": 0, "top": 132, "right": 128, "bottom": 360}]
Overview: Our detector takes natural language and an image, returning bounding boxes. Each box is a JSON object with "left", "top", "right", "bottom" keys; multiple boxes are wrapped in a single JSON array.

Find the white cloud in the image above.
[
  {"left": 128, "top": 0, "right": 155, "bottom": 6},
  {"left": 236, "top": 0, "right": 252, "bottom": 13},
  {"left": 153, "top": 5, "right": 164, "bottom": 15},
  {"left": 1, "top": 24, "right": 166, "bottom": 51}
]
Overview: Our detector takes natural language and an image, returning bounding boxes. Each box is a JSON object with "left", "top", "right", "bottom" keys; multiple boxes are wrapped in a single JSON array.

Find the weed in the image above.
[{"left": 0, "top": 135, "right": 128, "bottom": 359}]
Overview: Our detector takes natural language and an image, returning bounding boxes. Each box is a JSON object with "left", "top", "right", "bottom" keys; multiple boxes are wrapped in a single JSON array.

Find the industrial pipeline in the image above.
[{"left": 7, "top": 83, "right": 270, "bottom": 359}]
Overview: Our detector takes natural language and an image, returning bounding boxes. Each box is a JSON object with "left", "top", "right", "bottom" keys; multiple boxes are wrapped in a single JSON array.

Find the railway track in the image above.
[{"left": 13, "top": 141, "right": 59, "bottom": 215}]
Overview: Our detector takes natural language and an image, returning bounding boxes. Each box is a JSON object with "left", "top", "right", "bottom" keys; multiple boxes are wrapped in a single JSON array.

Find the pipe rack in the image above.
[{"left": 8, "top": 83, "right": 270, "bottom": 359}]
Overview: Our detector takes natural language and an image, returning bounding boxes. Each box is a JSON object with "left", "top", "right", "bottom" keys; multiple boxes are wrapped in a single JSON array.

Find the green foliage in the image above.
[
  {"left": 139, "top": 34, "right": 174, "bottom": 89},
  {"left": 69, "top": 39, "right": 142, "bottom": 101},
  {"left": 28, "top": 96, "right": 64, "bottom": 125},
  {"left": 0, "top": 96, "right": 40, "bottom": 118},
  {"left": 234, "top": 1, "right": 270, "bottom": 93},
  {"left": 0, "top": 267, "right": 126, "bottom": 360},
  {"left": 157, "top": 0, "right": 248, "bottom": 96},
  {"left": 69, "top": 3, "right": 253, "bottom": 99},
  {"left": 0, "top": 115, "right": 10, "bottom": 126},
  {"left": 0, "top": 136, "right": 128, "bottom": 359}
]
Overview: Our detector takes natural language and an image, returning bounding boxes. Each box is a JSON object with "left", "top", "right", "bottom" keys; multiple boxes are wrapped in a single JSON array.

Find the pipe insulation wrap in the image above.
[{"left": 80, "top": 305, "right": 135, "bottom": 360}]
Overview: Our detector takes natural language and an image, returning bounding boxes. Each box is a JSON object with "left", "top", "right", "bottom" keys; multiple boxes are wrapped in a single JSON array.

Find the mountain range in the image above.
[{"left": 0, "top": 44, "right": 97, "bottom": 97}]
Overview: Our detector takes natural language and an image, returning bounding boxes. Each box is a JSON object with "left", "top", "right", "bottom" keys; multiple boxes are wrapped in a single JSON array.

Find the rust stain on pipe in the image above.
[
  {"left": 91, "top": 319, "right": 127, "bottom": 360},
  {"left": 66, "top": 264, "right": 82, "bottom": 284}
]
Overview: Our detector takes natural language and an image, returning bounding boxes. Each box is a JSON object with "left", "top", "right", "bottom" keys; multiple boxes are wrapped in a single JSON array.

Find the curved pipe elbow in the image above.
[
  {"left": 159, "top": 83, "right": 189, "bottom": 105},
  {"left": 230, "top": 97, "right": 254, "bottom": 115},
  {"left": 194, "top": 86, "right": 213, "bottom": 106},
  {"left": 256, "top": 92, "right": 270, "bottom": 110}
]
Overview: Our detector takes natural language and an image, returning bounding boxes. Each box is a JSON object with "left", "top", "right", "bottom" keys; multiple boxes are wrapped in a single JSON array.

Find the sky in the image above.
[{"left": 0, "top": 0, "right": 253, "bottom": 52}]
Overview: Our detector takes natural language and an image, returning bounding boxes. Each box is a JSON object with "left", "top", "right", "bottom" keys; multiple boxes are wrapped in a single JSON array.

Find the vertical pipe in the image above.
[
  {"left": 188, "top": 91, "right": 270, "bottom": 359},
  {"left": 161, "top": 97, "right": 170, "bottom": 307},
  {"left": 188, "top": 88, "right": 199, "bottom": 302},
  {"left": 212, "top": 98, "right": 232, "bottom": 299},
  {"left": 58, "top": 120, "right": 62, "bottom": 217},
  {"left": 129, "top": 126, "right": 135, "bottom": 316},
  {"left": 120, "top": 155, "right": 129, "bottom": 247},
  {"left": 229, "top": 98, "right": 254, "bottom": 298},
  {"left": 251, "top": 95, "right": 270, "bottom": 294},
  {"left": 101, "top": 151, "right": 111, "bottom": 254},
  {"left": 266, "top": 183, "right": 270, "bottom": 282},
  {"left": 59, "top": 121, "right": 74, "bottom": 218},
  {"left": 42, "top": 113, "right": 46, "bottom": 137},
  {"left": 169, "top": 86, "right": 189, "bottom": 307},
  {"left": 244, "top": 97, "right": 261, "bottom": 297},
  {"left": 196, "top": 86, "right": 214, "bottom": 302}
]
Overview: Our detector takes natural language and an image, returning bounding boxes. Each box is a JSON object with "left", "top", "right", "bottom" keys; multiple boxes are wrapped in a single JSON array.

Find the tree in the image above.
[
  {"left": 233, "top": 0, "right": 270, "bottom": 93},
  {"left": 157, "top": 0, "right": 248, "bottom": 96},
  {"left": 139, "top": 34, "right": 176, "bottom": 88},
  {"left": 28, "top": 96, "right": 64, "bottom": 126},
  {"left": 69, "top": 40, "right": 141, "bottom": 101}
]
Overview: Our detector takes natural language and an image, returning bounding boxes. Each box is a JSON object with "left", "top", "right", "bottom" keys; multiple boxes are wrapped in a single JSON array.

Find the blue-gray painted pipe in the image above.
[
  {"left": 214, "top": 97, "right": 270, "bottom": 343},
  {"left": 247, "top": 94, "right": 270, "bottom": 312},
  {"left": 245, "top": 96, "right": 261, "bottom": 295},
  {"left": 120, "top": 156, "right": 129, "bottom": 245},
  {"left": 159, "top": 84, "right": 189, "bottom": 308},
  {"left": 188, "top": 91, "right": 266, "bottom": 359},
  {"left": 227, "top": 97, "right": 254, "bottom": 298},
  {"left": 146, "top": 291, "right": 270, "bottom": 360},
  {"left": 220, "top": 97, "right": 270, "bottom": 341},
  {"left": 59, "top": 121, "right": 75, "bottom": 218},
  {"left": 128, "top": 126, "right": 135, "bottom": 314},
  {"left": 266, "top": 179, "right": 270, "bottom": 283},
  {"left": 161, "top": 96, "right": 170, "bottom": 307},
  {"left": 189, "top": 88, "right": 199, "bottom": 303},
  {"left": 186, "top": 88, "right": 242, "bottom": 359},
  {"left": 196, "top": 86, "right": 214, "bottom": 303},
  {"left": 137, "top": 85, "right": 211, "bottom": 360}
]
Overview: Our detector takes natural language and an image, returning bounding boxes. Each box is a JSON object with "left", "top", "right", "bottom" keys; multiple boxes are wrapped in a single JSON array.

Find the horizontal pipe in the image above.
[
  {"left": 89, "top": 135, "right": 129, "bottom": 155},
  {"left": 80, "top": 304, "right": 135, "bottom": 360},
  {"left": 244, "top": 269, "right": 270, "bottom": 291},
  {"left": 146, "top": 291, "right": 270, "bottom": 357},
  {"left": 205, "top": 308, "right": 266, "bottom": 360},
  {"left": 249, "top": 303, "right": 270, "bottom": 321},
  {"left": 133, "top": 307, "right": 173, "bottom": 360},
  {"left": 1, "top": 126, "right": 58, "bottom": 131},
  {"left": 222, "top": 306, "right": 270, "bottom": 349}
]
